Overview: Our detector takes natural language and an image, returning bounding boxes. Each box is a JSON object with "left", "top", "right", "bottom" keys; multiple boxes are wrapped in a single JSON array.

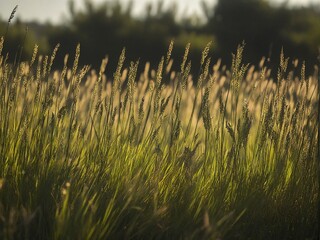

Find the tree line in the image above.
[{"left": 1, "top": 0, "right": 320, "bottom": 77}]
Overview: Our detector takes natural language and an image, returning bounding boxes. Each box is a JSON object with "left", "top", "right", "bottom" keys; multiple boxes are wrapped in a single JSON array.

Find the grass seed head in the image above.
[
  {"left": 48, "top": 43, "right": 60, "bottom": 74},
  {"left": 181, "top": 43, "right": 190, "bottom": 73},
  {"left": 277, "top": 48, "right": 289, "bottom": 85},
  {"left": 231, "top": 42, "right": 248, "bottom": 95},
  {"left": 128, "top": 61, "right": 139, "bottom": 103},
  {"left": 114, "top": 48, "right": 126, "bottom": 92},
  {"left": 30, "top": 44, "right": 39, "bottom": 67},
  {"left": 72, "top": 44, "right": 81, "bottom": 76},
  {"left": 154, "top": 57, "right": 164, "bottom": 115},
  {"left": 0, "top": 37, "right": 4, "bottom": 57},
  {"left": 166, "top": 40, "right": 174, "bottom": 65},
  {"left": 8, "top": 5, "right": 18, "bottom": 23},
  {"left": 182, "top": 61, "right": 191, "bottom": 90},
  {"left": 201, "top": 88, "right": 211, "bottom": 131},
  {"left": 201, "top": 41, "right": 212, "bottom": 67},
  {"left": 42, "top": 55, "right": 48, "bottom": 78}
]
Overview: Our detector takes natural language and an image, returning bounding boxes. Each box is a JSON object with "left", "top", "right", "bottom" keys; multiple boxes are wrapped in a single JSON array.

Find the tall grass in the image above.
[{"left": 0, "top": 37, "right": 318, "bottom": 239}]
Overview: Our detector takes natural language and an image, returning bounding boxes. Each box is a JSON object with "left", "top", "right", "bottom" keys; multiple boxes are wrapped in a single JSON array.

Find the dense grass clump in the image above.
[{"left": 0, "top": 37, "right": 318, "bottom": 239}]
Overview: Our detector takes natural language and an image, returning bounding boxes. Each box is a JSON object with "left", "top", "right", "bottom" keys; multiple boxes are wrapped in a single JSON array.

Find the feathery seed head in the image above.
[
  {"left": 30, "top": 44, "right": 39, "bottom": 67},
  {"left": 300, "top": 61, "right": 305, "bottom": 83},
  {"left": 231, "top": 42, "right": 248, "bottom": 94},
  {"left": 181, "top": 43, "right": 191, "bottom": 73},
  {"left": 277, "top": 48, "right": 289, "bottom": 84},
  {"left": 182, "top": 61, "right": 191, "bottom": 90},
  {"left": 128, "top": 60, "right": 139, "bottom": 103},
  {"left": 72, "top": 44, "right": 81, "bottom": 76},
  {"left": 156, "top": 57, "right": 164, "bottom": 89},
  {"left": 115, "top": 48, "right": 126, "bottom": 86},
  {"left": 48, "top": 43, "right": 60, "bottom": 74},
  {"left": 201, "top": 88, "right": 211, "bottom": 131},
  {"left": 42, "top": 55, "right": 48, "bottom": 78},
  {"left": 154, "top": 58, "right": 164, "bottom": 114},
  {"left": 0, "top": 37, "right": 4, "bottom": 56},
  {"left": 203, "top": 57, "right": 211, "bottom": 81},
  {"left": 201, "top": 41, "right": 212, "bottom": 67},
  {"left": 8, "top": 5, "right": 18, "bottom": 23},
  {"left": 166, "top": 40, "right": 174, "bottom": 65}
]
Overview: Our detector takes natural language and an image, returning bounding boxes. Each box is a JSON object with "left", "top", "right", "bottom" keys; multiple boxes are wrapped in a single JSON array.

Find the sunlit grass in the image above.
[{"left": 0, "top": 37, "right": 318, "bottom": 239}]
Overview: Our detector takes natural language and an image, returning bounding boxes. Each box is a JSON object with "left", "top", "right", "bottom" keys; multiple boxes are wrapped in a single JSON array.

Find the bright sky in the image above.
[{"left": 0, "top": 0, "right": 318, "bottom": 24}]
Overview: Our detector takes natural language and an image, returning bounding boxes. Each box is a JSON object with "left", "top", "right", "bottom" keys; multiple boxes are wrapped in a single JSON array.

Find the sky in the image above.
[{"left": 0, "top": 0, "right": 318, "bottom": 24}]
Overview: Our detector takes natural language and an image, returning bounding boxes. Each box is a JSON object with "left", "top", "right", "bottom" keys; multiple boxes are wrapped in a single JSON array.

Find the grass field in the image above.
[{"left": 0, "top": 37, "right": 318, "bottom": 239}]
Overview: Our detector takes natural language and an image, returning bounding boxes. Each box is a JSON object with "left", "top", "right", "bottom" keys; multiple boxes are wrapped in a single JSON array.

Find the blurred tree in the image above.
[
  {"left": 1, "top": 0, "right": 318, "bottom": 77},
  {"left": 203, "top": 0, "right": 291, "bottom": 68},
  {"left": 0, "top": 19, "right": 49, "bottom": 63},
  {"left": 48, "top": 0, "right": 188, "bottom": 75},
  {"left": 282, "top": 6, "right": 320, "bottom": 60},
  {"left": 203, "top": 0, "right": 320, "bottom": 75}
]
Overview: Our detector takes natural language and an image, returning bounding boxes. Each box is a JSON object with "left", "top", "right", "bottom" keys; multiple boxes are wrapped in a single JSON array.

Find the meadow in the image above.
[{"left": 0, "top": 36, "right": 318, "bottom": 239}]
